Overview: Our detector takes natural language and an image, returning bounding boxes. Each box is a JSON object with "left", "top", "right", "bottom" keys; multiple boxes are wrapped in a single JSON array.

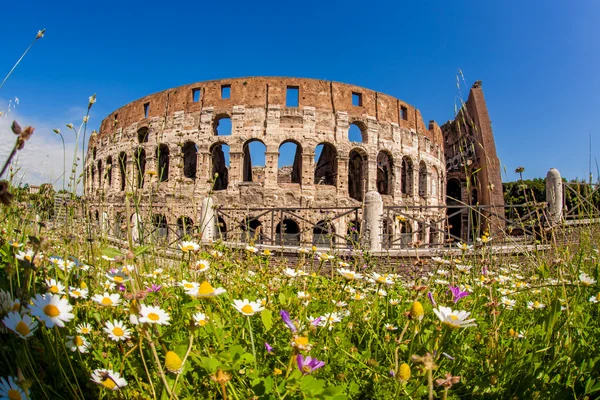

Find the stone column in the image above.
[
  {"left": 546, "top": 168, "right": 563, "bottom": 224},
  {"left": 363, "top": 190, "right": 383, "bottom": 251},
  {"left": 302, "top": 152, "right": 314, "bottom": 186},
  {"left": 264, "top": 149, "right": 279, "bottom": 188},
  {"left": 229, "top": 151, "right": 244, "bottom": 184},
  {"left": 199, "top": 197, "right": 216, "bottom": 242}
]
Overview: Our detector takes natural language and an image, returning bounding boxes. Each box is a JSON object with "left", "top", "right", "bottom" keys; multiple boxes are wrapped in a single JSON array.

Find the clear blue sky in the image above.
[{"left": 1, "top": 0, "right": 599, "bottom": 186}]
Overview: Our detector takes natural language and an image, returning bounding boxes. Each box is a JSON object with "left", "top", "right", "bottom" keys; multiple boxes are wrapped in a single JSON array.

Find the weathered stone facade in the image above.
[{"left": 84, "top": 77, "right": 500, "bottom": 247}]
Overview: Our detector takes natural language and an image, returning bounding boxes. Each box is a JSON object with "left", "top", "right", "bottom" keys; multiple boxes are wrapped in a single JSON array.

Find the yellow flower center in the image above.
[
  {"left": 113, "top": 327, "right": 124, "bottom": 336},
  {"left": 113, "top": 276, "right": 123, "bottom": 283},
  {"left": 15, "top": 320, "right": 30, "bottom": 336},
  {"left": 80, "top": 282, "right": 87, "bottom": 289},
  {"left": 165, "top": 351, "right": 183, "bottom": 372},
  {"left": 49, "top": 285, "right": 59, "bottom": 294},
  {"left": 81, "top": 328, "right": 90, "bottom": 334},
  {"left": 11, "top": 303, "right": 20, "bottom": 312},
  {"left": 75, "top": 336, "right": 84, "bottom": 346},
  {"left": 198, "top": 281, "right": 215, "bottom": 296},
  {"left": 294, "top": 336, "right": 309, "bottom": 347},
  {"left": 7, "top": 389, "right": 22, "bottom": 400},
  {"left": 72, "top": 291, "right": 81, "bottom": 297},
  {"left": 241, "top": 305, "right": 254, "bottom": 314},
  {"left": 101, "top": 297, "right": 113, "bottom": 306},
  {"left": 43, "top": 304, "right": 60, "bottom": 317},
  {"left": 198, "top": 319, "right": 207, "bottom": 326},
  {"left": 148, "top": 312, "right": 160, "bottom": 321},
  {"left": 399, "top": 363, "right": 411, "bottom": 381},
  {"left": 183, "top": 283, "right": 193, "bottom": 289},
  {"left": 101, "top": 378, "right": 117, "bottom": 389},
  {"left": 534, "top": 301, "right": 540, "bottom": 308},
  {"left": 450, "top": 315, "right": 459, "bottom": 321}
]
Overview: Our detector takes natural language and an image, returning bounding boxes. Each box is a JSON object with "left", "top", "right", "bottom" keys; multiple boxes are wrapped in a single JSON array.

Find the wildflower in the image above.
[
  {"left": 332, "top": 300, "right": 348, "bottom": 308},
  {"left": 435, "top": 279, "right": 449, "bottom": 285},
  {"left": 280, "top": 310, "right": 298, "bottom": 332},
  {"left": 476, "top": 236, "right": 492, "bottom": 244},
  {"left": 456, "top": 242, "right": 473, "bottom": 251},
  {"left": 233, "top": 299, "right": 264, "bottom": 316},
  {"left": 427, "top": 292, "right": 437, "bottom": 306},
  {"left": 384, "top": 323, "right": 398, "bottom": 331},
  {"left": 433, "top": 306, "right": 477, "bottom": 329},
  {"left": 297, "top": 354, "right": 325, "bottom": 375},
  {"left": 88, "top": 94, "right": 97, "bottom": 105},
  {"left": 265, "top": 342, "right": 274, "bottom": 353},
  {"left": 210, "top": 369, "right": 232, "bottom": 384},
  {"left": 139, "top": 305, "right": 171, "bottom": 325},
  {"left": 103, "top": 320, "right": 131, "bottom": 341},
  {"left": 165, "top": 351, "right": 183, "bottom": 373},
  {"left": 435, "top": 373, "right": 460, "bottom": 388},
  {"left": 370, "top": 272, "right": 394, "bottom": 285},
  {"left": 178, "top": 241, "right": 200, "bottom": 252},
  {"left": 500, "top": 297, "right": 516, "bottom": 309},
  {"left": 377, "top": 289, "right": 388, "bottom": 297},
  {"left": 106, "top": 271, "right": 130, "bottom": 284},
  {"left": 180, "top": 280, "right": 199, "bottom": 291},
  {"left": 262, "top": 249, "right": 271, "bottom": 256},
  {"left": 338, "top": 268, "right": 363, "bottom": 281},
  {"left": 589, "top": 295, "right": 598, "bottom": 304},
  {"left": 30, "top": 293, "right": 74, "bottom": 328},
  {"left": 146, "top": 284, "right": 162, "bottom": 293},
  {"left": 192, "top": 312, "right": 209, "bottom": 327},
  {"left": 273, "top": 368, "right": 282, "bottom": 375},
  {"left": 298, "top": 248, "right": 310, "bottom": 254},
  {"left": 91, "top": 369, "right": 127, "bottom": 390},
  {"left": 101, "top": 255, "right": 115, "bottom": 261},
  {"left": 284, "top": 268, "right": 301, "bottom": 278},
  {"left": 456, "top": 264, "right": 472, "bottom": 273},
  {"left": 45, "top": 278, "right": 66, "bottom": 295},
  {"left": 3, "top": 311, "right": 38, "bottom": 339},
  {"left": 398, "top": 363, "right": 411, "bottom": 382},
  {"left": 297, "top": 291, "right": 310, "bottom": 299},
  {"left": 318, "top": 252, "right": 335, "bottom": 261},
  {"left": 0, "top": 376, "right": 28, "bottom": 400},
  {"left": 245, "top": 245, "right": 258, "bottom": 253},
  {"left": 66, "top": 335, "right": 89, "bottom": 353},
  {"left": 527, "top": 301, "right": 546, "bottom": 310},
  {"left": 187, "top": 281, "right": 226, "bottom": 298},
  {"left": 318, "top": 312, "right": 343, "bottom": 330},
  {"left": 437, "top": 269, "right": 450, "bottom": 276},
  {"left": 194, "top": 260, "right": 210, "bottom": 272},
  {"left": 431, "top": 257, "right": 451, "bottom": 265},
  {"left": 448, "top": 286, "right": 469, "bottom": 303},
  {"left": 92, "top": 292, "right": 121, "bottom": 307},
  {"left": 389, "top": 298, "right": 401, "bottom": 305},
  {"left": 76, "top": 323, "right": 92, "bottom": 335},
  {"left": 579, "top": 273, "right": 597, "bottom": 286},
  {"left": 68, "top": 287, "right": 89, "bottom": 299},
  {"left": 292, "top": 335, "right": 312, "bottom": 351},
  {"left": 83, "top": 116, "right": 89, "bottom": 123},
  {"left": 15, "top": 250, "right": 35, "bottom": 262},
  {"left": 409, "top": 301, "right": 424, "bottom": 321}
]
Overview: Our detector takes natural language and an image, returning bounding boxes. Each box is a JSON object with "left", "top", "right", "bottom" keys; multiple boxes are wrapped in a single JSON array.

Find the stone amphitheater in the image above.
[{"left": 84, "top": 77, "right": 503, "bottom": 250}]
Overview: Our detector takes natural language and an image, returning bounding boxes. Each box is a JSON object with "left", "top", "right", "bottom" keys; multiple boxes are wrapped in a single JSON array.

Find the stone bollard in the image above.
[
  {"left": 199, "top": 197, "right": 216, "bottom": 242},
  {"left": 363, "top": 190, "right": 383, "bottom": 251},
  {"left": 546, "top": 168, "right": 563, "bottom": 224}
]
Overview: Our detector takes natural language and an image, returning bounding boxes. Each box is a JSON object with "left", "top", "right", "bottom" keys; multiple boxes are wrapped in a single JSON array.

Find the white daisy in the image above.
[
  {"left": 101, "top": 255, "right": 116, "bottom": 261},
  {"left": 103, "top": 320, "right": 131, "bottom": 341},
  {"left": 389, "top": 298, "right": 401, "bottom": 305},
  {"left": 3, "top": 311, "right": 38, "bottom": 339},
  {"left": 579, "top": 273, "right": 597, "bottom": 286},
  {"left": 384, "top": 323, "right": 398, "bottom": 331},
  {"left": 194, "top": 260, "right": 210, "bottom": 272},
  {"left": 232, "top": 299, "right": 265, "bottom": 316},
  {"left": 91, "top": 292, "right": 121, "bottom": 307},
  {"left": 180, "top": 280, "right": 199, "bottom": 291},
  {"left": 45, "top": 278, "right": 66, "bottom": 295},
  {"left": 139, "top": 304, "right": 171, "bottom": 325},
  {"left": 245, "top": 245, "right": 258, "bottom": 253},
  {"left": 192, "top": 312, "right": 209, "bottom": 327},
  {"left": 297, "top": 291, "right": 311, "bottom": 299},
  {"left": 352, "top": 293, "right": 366, "bottom": 301},
  {"left": 500, "top": 297, "right": 516, "bottom": 310},
  {"left": 433, "top": 306, "right": 477, "bottom": 329},
  {"left": 527, "top": 301, "right": 546, "bottom": 310},
  {"left": 68, "top": 287, "right": 89, "bottom": 299},
  {"left": 431, "top": 257, "right": 451, "bottom": 265},
  {"left": 178, "top": 241, "right": 200, "bottom": 252},
  {"left": 370, "top": 272, "right": 394, "bottom": 285},
  {"left": 0, "top": 376, "right": 28, "bottom": 400},
  {"left": 15, "top": 249, "right": 35, "bottom": 262},
  {"left": 284, "top": 268, "right": 301, "bottom": 278},
  {"left": 106, "top": 271, "right": 130, "bottom": 284},
  {"left": 91, "top": 369, "right": 127, "bottom": 390},
  {"left": 186, "top": 281, "right": 226, "bottom": 298},
  {"left": 66, "top": 335, "right": 90, "bottom": 353},
  {"left": 456, "top": 243, "right": 473, "bottom": 251},
  {"left": 589, "top": 295, "right": 599, "bottom": 304},
  {"left": 76, "top": 322, "right": 93, "bottom": 335},
  {"left": 338, "top": 268, "right": 363, "bottom": 281},
  {"left": 30, "top": 293, "right": 74, "bottom": 328}
]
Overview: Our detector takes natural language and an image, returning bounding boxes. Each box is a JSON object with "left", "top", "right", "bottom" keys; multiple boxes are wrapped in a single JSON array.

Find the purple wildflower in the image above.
[
  {"left": 146, "top": 284, "right": 162, "bottom": 293},
  {"left": 481, "top": 266, "right": 488, "bottom": 275},
  {"left": 309, "top": 317, "right": 322, "bottom": 327},
  {"left": 297, "top": 354, "right": 325, "bottom": 374},
  {"left": 389, "top": 370, "right": 396, "bottom": 377},
  {"left": 448, "top": 285, "right": 469, "bottom": 303},
  {"left": 265, "top": 342, "right": 274, "bottom": 353},
  {"left": 427, "top": 291, "right": 437, "bottom": 306},
  {"left": 279, "top": 310, "right": 298, "bottom": 332},
  {"left": 117, "top": 284, "right": 126, "bottom": 292}
]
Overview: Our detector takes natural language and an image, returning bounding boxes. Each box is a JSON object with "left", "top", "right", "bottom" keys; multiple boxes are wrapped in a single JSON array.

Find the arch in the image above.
[
  {"left": 431, "top": 167, "right": 439, "bottom": 198},
  {"left": 137, "top": 127, "right": 149, "bottom": 143},
  {"left": 399, "top": 220, "right": 412, "bottom": 246},
  {"left": 348, "top": 122, "right": 366, "bottom": 143},
  {"left": 177, "top": 216, "right": 194, "bottom": 239},
  {"left": 348, "top": 149, "right": 367, "bottom": 201},
  {"left": 278, "top": 140, "right": 302, "bottom": 184},
  {"left": 215, "top": 217, "right": 227, "bottom": 240},
  {"left": 156, "top": 144, "right": 169, "bottom": 182},
  {"left": 106, "top": 156, "right": 113, "bottom": 188},
  {"left": 119, "top": 152, "right": 127, "bottom": 191},
  {"left": 401, "top": 156, "right": 413, "bottom": 195},
  {"left": 313, "top": 220, "right": 335, "bottom": 247},
  {"left": 241, "top": 217, "right": 262, "bottom": 244},
  {"left": 314, "top": 143, "right": 337, "bottom": 186},
  {"left": 152, "top": 214, "right": 168, "bottom": 242},
  {"left": 211, "top": 143, "right": 229, "bottom": 190},
  {"left": 446, "top": 179, "right": 461, "bottom": 203},
  {"left": 134, "top": 148, "right": 146, "bottom": 189},
  {"left": 95, "top": 209, "right": 99, "bottom": 222},
  {"left": 97, "top": 160, "right": 103, "bottom": 188},
  {"left": 376, "top": 151, "right": 393, "bottom": 196},
  {"left": 346, "top": 219, "right": 361, "bottom": 245},
  {"left": 92, "top": 147, "right": 97, "bottom": 160},
  {"left": 182, "top": 141, "right": 198, "bottom": 179},
  {"left": 214, "top": 115, "right": 232, "bottom": 136},
  {"left": 418, "top": 161, "right": 428, "bottom": 197},
  {"left": 91, "top": 166, "right": 95, "bottom": 190},
  {"left": 242, "top": 139, "right": 266, "bottom": 182},
  {"left": 446, "top": 179, "right": 462, "bottom": 240},
  {"left": 276, "top": 218, "right": 300, "bottom": 246}
]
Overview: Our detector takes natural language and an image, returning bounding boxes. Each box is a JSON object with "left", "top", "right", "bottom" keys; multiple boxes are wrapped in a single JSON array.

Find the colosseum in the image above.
[{"left": 85, "top": 77, "right": 503, "bottom": 250}]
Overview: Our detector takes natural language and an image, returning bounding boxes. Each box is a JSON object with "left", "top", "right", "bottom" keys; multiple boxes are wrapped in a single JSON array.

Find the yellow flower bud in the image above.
[
  {"left": 165, "top": 351, "right": 183, "bottom": 373},
  {"left": 398, "top": 363, "right": 411, "bottom": 382},
  {"left": 508, "top": 328, "right": 516, "bottom": 337},
  {"left": 273, "top": 368, "right": 282, "bottom": 376},
  {"left": 410, "top": 301, "right": 424, "bottom": 321}
]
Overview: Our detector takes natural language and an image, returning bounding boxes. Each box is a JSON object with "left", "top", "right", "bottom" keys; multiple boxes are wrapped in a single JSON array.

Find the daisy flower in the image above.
[
  {"left": 370, "top": 272, "right": 394, "bottom": 285},
  {"left": 500, "top": 297, "right": 516, "bottom": 310},
  {"left": 45, "top": 278, "right": 66, "bottom": 295},
  {"left": 284, "top": 268, "right": 301, "bottom": 278},
  {"left": 384, "top": 323, "right": 398, "bottom": 331},
  {"left": 91, "top": 292, "right": 121, "bottom": 307},
  {"left": 0, "top": 376, "right": 28, "bottom": 400},
  {"left": 192, "top": 312, "right": 209, "bottom": 327},
  {"left": 66, "top": 335, "right": 90, "bottom": 353},
  {"left": 245, "top": 245, "right": 258, "bottom": 253},
  {"left": 389, "top": 298, "right": 401, "bottom": 305},
  {"left": 579, "top": 273, "right": 597, "bottom": 286},
  {"left": 16, "top": 249, "right": 35, "bottom": 262},
  {"left": 178, "top": 241, "right": 200, "bottom": 252},
  {"left": 68, "top": 287, "right": 89, "bottom": 299},
  {"left": 91, "top": 369, "right": 127, "bottom": 390},
  {"left": 338, "top": 268, "right": 363, "bottom": 281},
  {"left": 194, "top": 260, "right": 210, "bottom": 272},
  {"left": 30, "top": 293, "right": 74, "bottom": 328},
  {"left": 187, "top": 281, "right": 226, "bottom": 298},
  {"left": 103, "top": 320, "right": 132, "bottom": 342},
  {"left": 3, "top": 311, "right": 38, "bottom": 339},
  {"left": 527, "top": 301, "right": 546, "bottom": 310},
  {"left": 433, "top": 306, "right": 477, "bottom": 329},
  {"left": 76, "top": 322, "right": 93, "bottom": 335},
  {"left": 101, "top": 255, "right": 116, "bottom": 261},
  {"left": 589, "top": 295, "right": 599, "bottom": 304},
  {"left": 456, "top": 243, "right": 473, "bottom": 251},
  {"left": 106, "top": 271, "right": 130, "bottom": 284},
  {"left": 232, "top": 299, "right": 265, "bottom": 316},
  {"left": 139, "top": 304, "right": 171, "bottom": 325},
  {"left": 297, "top": 291, "right": 311, "bottom": 299},
  {"left": 180, "top": 280, "right": 199, "bottom": 291},
  {"left": 431, "top": 257, "right": 451, "bottom": 265}
]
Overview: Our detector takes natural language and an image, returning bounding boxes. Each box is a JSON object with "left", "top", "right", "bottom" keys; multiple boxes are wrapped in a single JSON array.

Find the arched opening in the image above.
[
  {"left": 119, "top": 152, "right": 127, "bottom": 191},
  {"left": 241, "top": 217, "right": 262, "bottom": 244},
  {"left": 418, "top": 162, "right": 428, "bottom": 197},
  {"left": 446, "top": 179, "right": 462, "bottom": 240},
  {"left": 276, "top": 218, "right": 300, "bottom": 246},
  {"left": 376, "top": 151, "right": 393, "bottom": 195},
  {"left": 348, "top": 122, "right": 366, "bottom": 143},
  {"left": 92, "top": 147, "right": 97, "bottom": 160},
  {"left": 156, "top": 144, "right": 170, "bottom": 182},
  {"left": 313, "top": 220, "right": 335, "bottom": 247},
  {"left": 134, "top": 148, "right": 146, "bottom": 189},
  {"left": 382, "top": 218, "right": 393, "bottom": 249},
  {"left": 106, "top": 156, "right": 113, "bottom": 188},
  {"left": 214, "top": 116, "right": 232, "bottom": 136},
  {"left": 95, "top": 210, "right": 99, "bottom": 222},
  {"left": 401, "top": 157, "right": 413, "bottom": 195},
  {"left": 177, "top": 216, "right": 194, "bottom": 239},
  {"left": 348, "top": 149, "right": 367, "bottom": 201},
  {"left": 97, "top": 160, "right": 103, "bottom": 188},
  {"left": 182, "top": 141, "right": 198, "bottom": 179},
  {"left": 137, "top": 127, "right": 149, "bottom": 143},
  {"left": 152, "top": 214, "right": 168, "bottom": 242},
  {"left": 278, "top": 141, "right": 302, "bottom": 184},
  {"left": 91, "top": 166, "right": 95, "bottom": 190},
  {"left": 346, "top": 219, "right": 361, "bottom": 245},
  {"left": 215, "top": 217, "right": 227, "bottom": 240},
  {"left": 431, "top": 167, "right": 439, "bottom": 198},
  {"left": 314, "top": 143, "right": 337, "bottom": 186},
  {"left": 211, "top": 143, "right": 230, "bottom": 191},
  {"left": 399, "top": 220, "right": 412, "bottom": 246},
  {"left": 243, "top": 139, "right": 266, "bottom": 182}
]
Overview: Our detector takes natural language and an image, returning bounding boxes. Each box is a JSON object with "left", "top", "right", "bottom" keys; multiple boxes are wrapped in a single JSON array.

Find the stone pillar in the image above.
[
  {"left": 199, "top": 197, "right": 216, "bottom": 242},
  {"left": 229, "top": 151, "right": 243, "bottom": 184},
  {"left": 363, "top": 190, "right": 383, "bottom": 251},
  {"left": 546, "top": 168, "right": 563, "bottom": 224},
  {"left": 264, "top": 150, "right": 279, "bottom": 188},
  {"left": 302, "top": 153, "right": 314, "bottom": 186}
]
